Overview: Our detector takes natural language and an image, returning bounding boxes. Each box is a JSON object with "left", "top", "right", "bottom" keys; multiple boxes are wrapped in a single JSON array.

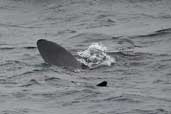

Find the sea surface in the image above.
[{"left": 0, "top": 0, "right": 171, "bottom": 114}]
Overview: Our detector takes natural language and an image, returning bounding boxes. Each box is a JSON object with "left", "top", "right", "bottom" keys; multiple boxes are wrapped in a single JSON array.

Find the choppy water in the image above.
[
  {"left": 0, "top": 0, "right": 171, "bottom": 114},
  {"left": 77, "top": 42, "right": 115, "bottom": 69}
]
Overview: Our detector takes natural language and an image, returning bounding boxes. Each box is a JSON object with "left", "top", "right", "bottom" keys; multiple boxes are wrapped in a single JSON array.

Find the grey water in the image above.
[{"left": 0, "top": 0, "right": 171, "bottom": 114}]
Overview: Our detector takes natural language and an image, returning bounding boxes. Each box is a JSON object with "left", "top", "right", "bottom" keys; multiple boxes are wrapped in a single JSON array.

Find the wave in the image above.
[
  {"left": 23, "top": 46, "right": 37, "bottom": 49},
  {"left": 0, "top": 47, "right": 15, "bottom": 50},
  {"left": 10, "top": 0, "right": 68, "bottom": 5},
  {"left": 133, "top": 109, "right": 170, "bottom": 114},
  {"left": 134, "top": 28, "right": 171, "bottom": 37},
  {"left": 20, "top": 79, "right": 40, "bottom": 87},
  {"left": 10, "top": 0, "right": 168, "bottom": 7},
  {"left": 0, "top": 46, "right": 36, "bottom": 50}
]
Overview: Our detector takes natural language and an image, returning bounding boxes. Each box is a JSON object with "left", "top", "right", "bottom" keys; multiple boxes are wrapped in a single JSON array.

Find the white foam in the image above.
[{"left": 77, "top": 42, "right": 115, "bottom": 69}]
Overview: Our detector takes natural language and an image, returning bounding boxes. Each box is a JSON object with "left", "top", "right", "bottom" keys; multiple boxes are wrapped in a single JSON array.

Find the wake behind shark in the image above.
[{"left": 37, "top": 39, "right": 115, "bottom": 69}]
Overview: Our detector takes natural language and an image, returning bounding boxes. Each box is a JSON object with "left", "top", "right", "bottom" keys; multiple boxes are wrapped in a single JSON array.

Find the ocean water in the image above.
[{"left": 0, "top": 0, "right": 171, "bottom": 114}]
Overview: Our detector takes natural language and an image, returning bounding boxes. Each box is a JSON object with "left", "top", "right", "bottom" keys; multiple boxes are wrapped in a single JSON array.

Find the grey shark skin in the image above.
[{"left": 37, "top": 39, "right": 81, "bottom": 69}]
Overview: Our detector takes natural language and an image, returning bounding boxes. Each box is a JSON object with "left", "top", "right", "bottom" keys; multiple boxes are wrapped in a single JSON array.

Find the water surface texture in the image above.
[{"left": 0, "top": 0, "right": 171, "bottom": 114}]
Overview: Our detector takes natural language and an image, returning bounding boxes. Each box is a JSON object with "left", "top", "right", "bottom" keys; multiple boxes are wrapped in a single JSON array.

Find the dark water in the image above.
[{"left": 0, "top": 0, "right": 171, "bottom": 114}]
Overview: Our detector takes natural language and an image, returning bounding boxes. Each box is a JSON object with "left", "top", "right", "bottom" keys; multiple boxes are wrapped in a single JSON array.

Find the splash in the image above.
[{"left": 77, "top": 42, "right": 115, "bottom": 69}]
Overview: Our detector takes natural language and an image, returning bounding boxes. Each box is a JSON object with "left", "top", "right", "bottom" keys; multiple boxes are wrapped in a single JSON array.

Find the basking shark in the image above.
[
  {"left": 37, "top": 39, "right": 115, "bottom": 86},
  {"left": 37, "top": 39, "right": 81, "bottom": 69}
]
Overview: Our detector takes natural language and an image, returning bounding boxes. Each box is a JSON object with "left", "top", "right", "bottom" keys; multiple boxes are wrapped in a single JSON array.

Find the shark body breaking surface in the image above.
[{"left": 37, "top": 39, "right": 81, "bottom": 69}]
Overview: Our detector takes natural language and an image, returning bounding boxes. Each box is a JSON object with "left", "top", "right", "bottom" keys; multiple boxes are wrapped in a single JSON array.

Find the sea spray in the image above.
[{"left": 77, "top": 42, "right": 115, "bottom": 69}]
